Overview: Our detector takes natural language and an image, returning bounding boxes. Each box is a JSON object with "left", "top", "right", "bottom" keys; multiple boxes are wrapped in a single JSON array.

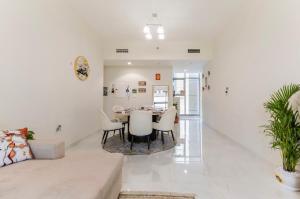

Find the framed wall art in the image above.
[
  {"left": 138, "top": 81, "right": 146, "bottom": 86},
  {"left": 103, "top": 87, "right": 108, "bottom": 96},
  {"left": 155, "top": 73, "right": 161, "bottom": 80},
  {"left": 132, "top": 88, "right": 137, "bottom": 94},
  {"left": 74, "top": 56, "right": 90, "bottom": 81},
  {"left": 138, "top": 88, "right": 146, "bottom": 93}
]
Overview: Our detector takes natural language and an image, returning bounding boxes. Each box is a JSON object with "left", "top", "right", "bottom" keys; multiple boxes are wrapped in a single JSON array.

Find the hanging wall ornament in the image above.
[
  {"left": 111, "top": 84, "right": 115, "bottom": 94},
  {"left": 74, "top": 56, "right": 90, "bottom": 81},
  {"left": 126, "top": 85, "right": 130, "bottom": 97}
]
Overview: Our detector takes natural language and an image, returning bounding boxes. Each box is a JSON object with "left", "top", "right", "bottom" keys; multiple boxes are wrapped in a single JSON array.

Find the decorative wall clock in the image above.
[{"left": 74, "top": 56, "right": 90, "bottom": 81}]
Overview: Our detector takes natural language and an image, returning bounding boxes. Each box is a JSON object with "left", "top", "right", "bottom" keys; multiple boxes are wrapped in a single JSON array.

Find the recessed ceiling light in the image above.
[
  {"left": 158, "top": 34, "right": 165, "bottom": 40},
  {"left": 145, "top": 33, "right": 152, "bottom": 40},
  {"left": 128, "top": 61, "right": 132, "bottom": 65}
]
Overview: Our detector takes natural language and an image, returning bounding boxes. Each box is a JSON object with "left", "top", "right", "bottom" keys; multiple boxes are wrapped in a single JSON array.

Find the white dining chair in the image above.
[
  {"left": 112, "top": 105, "right": 129, "bottom": 132},
  {"left": 153, "top": 107, "right": 177, "bottom": 144},
  {"left": 129, "top": 110, "right": 153, "bottom": 150},
  {"left": 112, "top": 105, "right": 125, "bottom": 113},
  {"left": 100, "top": 110, "right": 124, "bottom": 147}
]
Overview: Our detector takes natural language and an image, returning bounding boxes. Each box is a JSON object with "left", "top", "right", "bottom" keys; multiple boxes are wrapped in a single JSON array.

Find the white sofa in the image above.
[{"left": 0, "top": 140, "right": 123, "bottom": 199}]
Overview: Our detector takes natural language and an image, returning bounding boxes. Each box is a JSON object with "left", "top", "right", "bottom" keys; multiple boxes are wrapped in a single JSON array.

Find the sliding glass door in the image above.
[{"left": 173, "top": 72, "right": 201, "bottom": 116}]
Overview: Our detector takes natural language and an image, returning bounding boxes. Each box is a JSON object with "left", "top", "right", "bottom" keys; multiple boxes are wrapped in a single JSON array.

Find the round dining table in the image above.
[{"left": 114, "top": 110, "right": 164, "bottom": 142}]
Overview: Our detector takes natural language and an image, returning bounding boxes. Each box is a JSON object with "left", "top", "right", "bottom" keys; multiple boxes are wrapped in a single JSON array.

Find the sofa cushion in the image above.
[
  {"left": 0, "top": 132, "right": 33, "bottom": 167},
  {"left": 0, "top": 150, "right": 123, "bottom": 199}
]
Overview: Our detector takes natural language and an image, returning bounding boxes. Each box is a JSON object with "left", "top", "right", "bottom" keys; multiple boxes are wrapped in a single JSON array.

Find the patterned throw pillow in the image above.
[
  {"left": 18, "top": 127, "right": 29, "bottom": 137},
  {"left": 0, "top": 131, "right": 6, "bottom": 138},
  {"left": 0, "top": 130, "right": 33, "bottom": 167}
]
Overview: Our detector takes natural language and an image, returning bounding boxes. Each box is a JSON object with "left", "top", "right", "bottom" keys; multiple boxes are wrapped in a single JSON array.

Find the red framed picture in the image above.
[{"left": 155, "top": 73, "right": 161, "bottom": 80}]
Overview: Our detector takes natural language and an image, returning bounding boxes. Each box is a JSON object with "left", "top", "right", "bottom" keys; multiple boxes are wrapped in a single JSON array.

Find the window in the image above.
[{"left": 153, "top": 85, "right": 169, "bottom": 110}]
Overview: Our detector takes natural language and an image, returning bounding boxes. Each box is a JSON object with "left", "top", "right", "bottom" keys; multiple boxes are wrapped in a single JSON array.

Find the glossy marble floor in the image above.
[{"left": 71, "top": 117, "right": 300, "bottom": 199}]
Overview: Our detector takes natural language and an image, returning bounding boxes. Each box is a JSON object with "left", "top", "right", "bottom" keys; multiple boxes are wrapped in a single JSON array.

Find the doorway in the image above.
[{"left": 173, "top": 72, "right": 201, "bottom": 116}]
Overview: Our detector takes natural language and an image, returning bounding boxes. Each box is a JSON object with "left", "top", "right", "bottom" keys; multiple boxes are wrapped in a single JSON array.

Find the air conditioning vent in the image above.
[
  {"left": 116, "top": 49, "right": 129, "bottom": 53},
  {"left": 187, "top": 49, "right": 200, "bottom": 53}
]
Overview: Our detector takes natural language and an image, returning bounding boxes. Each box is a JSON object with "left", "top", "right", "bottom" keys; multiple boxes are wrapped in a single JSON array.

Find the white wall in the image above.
[
  {"left": 102, "top": 41, "right": 213, "bottom": 62},
  {"left": 0, "top": 0, "right": 103, "bottom": 147},
  {"left": 104, "top": 66, "right": 173, "bottom": 118},
  {"left": 204, "top": 0, "right": 300, "bottom": 165}
]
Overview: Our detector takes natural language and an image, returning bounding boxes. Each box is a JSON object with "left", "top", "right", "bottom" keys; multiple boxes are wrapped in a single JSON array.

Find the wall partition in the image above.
[{"left": 103, "top": 65, "right": 173, "bottom": 119}]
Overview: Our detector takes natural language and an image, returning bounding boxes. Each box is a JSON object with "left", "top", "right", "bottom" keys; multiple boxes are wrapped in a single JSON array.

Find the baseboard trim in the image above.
[
  {"left": 66, "top": 129, "right": 101, "bottom": 150},
  {"left": 203, "top": 121, "right": 277, "bottom": 167}
]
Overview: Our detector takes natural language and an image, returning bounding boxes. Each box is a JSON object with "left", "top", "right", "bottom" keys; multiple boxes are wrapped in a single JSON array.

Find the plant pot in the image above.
[
  {"left": 174, "top": 114, "right": 179, "bottom": 124},
  {"left": 275, "top": 167, "right": 300, "bottom": 191}
]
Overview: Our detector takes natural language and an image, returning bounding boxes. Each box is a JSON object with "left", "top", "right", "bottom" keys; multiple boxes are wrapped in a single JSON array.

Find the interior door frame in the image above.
[
  {"left": 173, "top": 78, "right": 185, "bottom": 115},
  {"left": 152, "top": 85, "right": 169, "bottom": 110},
  {"left": 173, "top": 73, "right": 201, "bottom": 116}
]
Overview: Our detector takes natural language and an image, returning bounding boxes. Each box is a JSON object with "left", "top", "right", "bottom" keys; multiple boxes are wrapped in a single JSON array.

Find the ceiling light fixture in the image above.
[
  {"left": 143, "top": 24, "right": 165, "bottom": 40},
  {"left": 157, "top": 26, "right": 164, "bottom": 34},
  {"left": 145, "top": 33, "right": 152, "bottom": 40},
  {"left": 128, "top": 61, "right": 132, "bottom": 65},
  {"left": 143, "top": 13, "right": 165, "bottom": 41},
  {"left": 143, "top": 25, "right": 150, "bottom": 34},
  {"left": 158, "top": 34, "right": 165, "bottom": 40}
]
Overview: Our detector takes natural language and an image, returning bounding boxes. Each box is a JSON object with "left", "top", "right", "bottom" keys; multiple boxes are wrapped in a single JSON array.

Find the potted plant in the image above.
[
  {"left": 27, "top": 130, "right": 35, "bottom": 140},
  {"left": 263, "top": 84, "right": 300, "bottom": 191}
]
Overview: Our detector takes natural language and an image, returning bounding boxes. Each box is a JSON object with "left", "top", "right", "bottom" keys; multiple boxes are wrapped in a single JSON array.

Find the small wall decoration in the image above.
[
  {"left": 155, "top": 73, "right": 161, "bottom": 80},
  {"left": 74, "top": 56, "right": 90, "bottom": 81},
  {"left": 112, "top": 82, "right": 129, "bottom": 97},
  {"left": 125, "top": 85, "right": 130, "bottom": 96},
  {"left": 225, "top": 87, "right": 229, "bottom": 95},
  {"left": 205, "top": 77, "right": 208, "bottom": 88},
  {"left": 138, "top": 88, "right": 146, "bottom": 93},
  {"left": 111, "top": 84, "right": 116, "bottom": 94},
  {"left": 138, "top": 81, "right": 146, "bottom": 86},
  {"left": 202, "top": 70, "right": 211, "bottom": 92},
  {"left": 132, "top": 89, "right": 137, "bottom": 94},
  {"left": 103, "top": 87, "right": 108, "bottom": 96}
]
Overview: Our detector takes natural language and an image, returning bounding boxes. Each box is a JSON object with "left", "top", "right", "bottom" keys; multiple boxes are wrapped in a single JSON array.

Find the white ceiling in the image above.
[{"left": 69, "top": 0, "right": 244, "bottom": 43}]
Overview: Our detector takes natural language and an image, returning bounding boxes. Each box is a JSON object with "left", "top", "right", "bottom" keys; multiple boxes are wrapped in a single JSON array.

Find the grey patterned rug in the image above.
[
  {"left": 103, "top": 134, "right": 176, "bottom": 155},
  {"left": 119, "top": 191, "right": 196, "bottom": 199}
]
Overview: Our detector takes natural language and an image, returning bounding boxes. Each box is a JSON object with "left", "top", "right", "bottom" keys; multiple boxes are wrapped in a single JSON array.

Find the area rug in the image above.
[
  {"left": 119, "top": 191, "right": 196, "bottom": 199},
  {"left": 103, "top": 134, "right": 176, "bottom": 155}
]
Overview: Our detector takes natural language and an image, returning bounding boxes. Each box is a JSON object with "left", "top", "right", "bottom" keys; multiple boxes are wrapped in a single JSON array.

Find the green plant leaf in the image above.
[{"left": 27, "top": 130, "right": 35, "bottom": 140}]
